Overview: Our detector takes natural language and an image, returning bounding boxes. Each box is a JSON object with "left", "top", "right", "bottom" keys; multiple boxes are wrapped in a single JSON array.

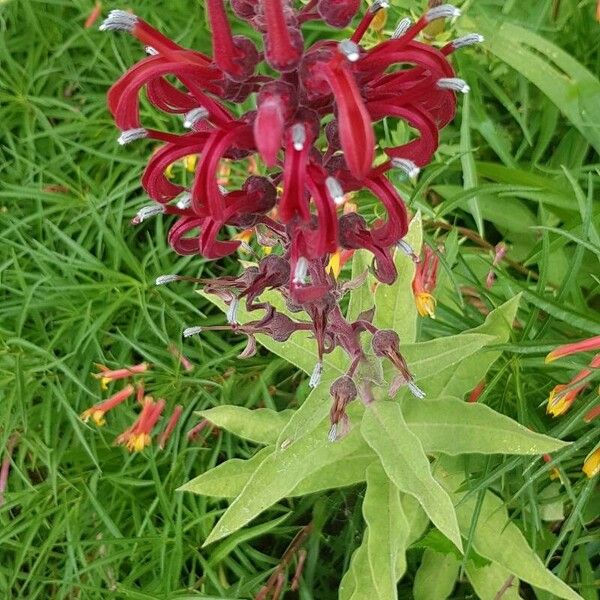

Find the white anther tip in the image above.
[
  {"left": 117, "top": 128, "right": 148, "bottom": 145},
  {"left": 452, "top": 33, "right": 484, "bottom": 49},
  {"left": 291, "top": 123, "right": 306, "bottom": 152},
  {"left": 183, "top": 326, "right": 203, "bottom": 338},
  {"left": 338, "top": 39, "right": 361, "bottom": 62},
  {"left": 392, "top": 158, "right": 420, "bottom": 179},
  {"left": 183, "top": 107, "right": 209, "bottom": 129},
  {"left": 326, "top": 176, "right": 345, "bottom": 205},
  {"left": 155, "top": 275, "right": 180, "bottom": 286},
  {"left": 370, "top": 0, "right": 389, "bottom": 13},
  {"left": 425, "top": 4, "right": 461, "bottom": 22},
  {"left": 226, "top": 298, "right": 239, "bottom": 325},
  {"left": 99, "top": 9, "right": 138, "bottom": 32},
  {"left": 328, "top": 424, "right": 338, "bottom": 443},
  {"left": 176, "top": 192, "right": 192, "bottom": 209},
  {"left": 132, "top": 203, "right": 165, "bottom": 224},
  {"left": 293, "top": 257, "right": 309, "bottom": 285},
  {"left": 392, "top": 17, "right": 412, "bottom": 39},
  {"left": 437, "top": 78, "right": 470, "bottom": 94},
  {"left": 408, "top": 381, "right": 426, "bottom": 399},
  {"left": 309, "top": 361, "right": 323, "bottom": 389}
]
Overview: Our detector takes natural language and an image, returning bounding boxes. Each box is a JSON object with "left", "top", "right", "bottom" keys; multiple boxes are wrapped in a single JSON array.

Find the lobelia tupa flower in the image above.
[{"left": 101, "top": 1, "right": 480, "bottom": 440}]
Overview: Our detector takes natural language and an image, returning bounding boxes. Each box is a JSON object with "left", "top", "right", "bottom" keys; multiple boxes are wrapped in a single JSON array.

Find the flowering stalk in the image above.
[
  {"left": 100, "top": 2, "right": 477, "bottom": 437},
  {"left": 80, "top": 384, "right": 135, "bottom": 426},
  {"left": 412, "top": 244, "right": 439, "bottom": 318},
  {"left": 116, "top": 397, "right": 165, "bottom": 452},
  {"left": 93, "top": 362, "right": 149, "bottom": 389}
]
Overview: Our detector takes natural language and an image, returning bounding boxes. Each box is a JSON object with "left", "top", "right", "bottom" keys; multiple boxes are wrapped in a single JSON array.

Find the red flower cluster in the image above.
[{"left": 101, "top": 1, "right": 480, "bottom": 438}]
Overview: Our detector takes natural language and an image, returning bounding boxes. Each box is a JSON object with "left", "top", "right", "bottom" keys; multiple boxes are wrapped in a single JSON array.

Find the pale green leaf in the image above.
[
  {"left": 456, "top": 492, "right": 582, "bottom": 600},
  {"left": 373, "top": 212, "right": 423, "bottom": 341},
  {"left": 291, "top": 450, "right": 374, "bottom": 496},
  {"left": 399, "top": 333, "right": 495, "bottom": 392},
  {"left": 339, "top": 535, "right": 378, "bottom": 600},
  {"left": 203, "top": 419, "right": 367, "bottom": 545},
  {"left": 363, "top": 464, "right": 410, "bottom": 598},
  {"left": 413, "top": 549, "right": 460, "bottom": 600},
  {"left": 179, "top": 446, "right": 274, "bottom": 499},
  {"left": 410, "top": 295, "right": 520, "bottom": 398},
  {"left": 465, "top": 561, "right": 521, "bottom": 600},
  {"left": 198, "top": 406, "right": 293, "bottom": 445},
  {"left": 435, "top": 457, "right": 582, "bottom": 600},
  {"left": 403, "top": 397, "right": 569, "bottom": 455},
  {"left": 402, "top": 494, "right": 430, "bottom": 545},
  {"left": 361, "top": 401, "right": 462, "bottom": 552}
]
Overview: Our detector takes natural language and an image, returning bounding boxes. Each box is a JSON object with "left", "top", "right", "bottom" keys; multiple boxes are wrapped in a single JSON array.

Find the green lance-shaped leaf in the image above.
[
  {"left": 291, "top": 450, "right": 374, "bottom": 496},
  {"left": 179, "top": 446, "right": 274, "bottom": 499},
  {"left": 197, "top": 406, "right": 293, "bottom": 445},
  {"left": 413, "top": 549, "right": 460, "bottom": 600},
  {"left": 373, "top": 212, "right": 423, "bottom": 341},
  {"left": 203, "top": 418, "right": 367, "bottom": 545},
  {"left": 456, "top": 491, "right": 583, "bottom": 600},
  {"left": 465, "top": 561, "right": 521, "bottom": 600},
  {"left": 361, "top": 401, "right": 462, "bottom": 552},
  {"left": 363, "top": 464, "right": 410, "bottom": 598},
  {"left": 403, "top": 397, "right": 569, "bottom": 456},
  {"left": 408, "top": 295, "right": 520, "bottom": 399},
  {"left": 339, "top": 534, "right": 379, "bottom": 600}
]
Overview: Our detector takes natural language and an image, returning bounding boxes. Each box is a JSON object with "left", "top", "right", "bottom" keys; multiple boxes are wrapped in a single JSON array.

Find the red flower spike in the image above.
[
  {"left": 262, "top": 0, "right": 304, "bottom": 72},
  {"left": 206, "top": 0, "right": 259, "bottom": 81},
  {"left": 101, "top": 2, "right": 473, "bottom": 439},
  {"left": 254, "top": 82, "right": 297, "bottom": 167}
]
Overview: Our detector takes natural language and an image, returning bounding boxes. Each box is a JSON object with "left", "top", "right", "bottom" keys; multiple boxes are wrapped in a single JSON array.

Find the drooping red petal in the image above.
[{"left": 323, "top": 62, "right": 374, "bottom": 178}]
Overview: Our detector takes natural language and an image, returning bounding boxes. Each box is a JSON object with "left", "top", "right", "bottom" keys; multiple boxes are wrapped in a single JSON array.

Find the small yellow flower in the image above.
[
  {"left": 127, "top": 433, "right": 151, "bottom": 453},
  {"left": 262, "top": 245, "right": 273, "bottom": 255},
  {"left": 582, "top": 447, "right": 600, "bottom": 478},
  {"left": 415, "top": 292, "right": 436, "bottom": 319},
  {"left": 326, "top": 250, "right": 342, "bottom": 279},
  {"left": 80, "top": 409, "right": 106, "bottom": 426},
  {"left": 371, "top": 6, "right": 387, "bottom": 32},
  {"left": 184, "top": 154, "right": 197, "bottom": 172},
  {"left": 546, "top": 386, "right": 571, "bottom": 417}
]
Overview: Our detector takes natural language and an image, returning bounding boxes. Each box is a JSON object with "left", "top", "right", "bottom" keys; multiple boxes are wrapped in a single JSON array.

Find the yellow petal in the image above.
[
  {"left": 583, "top": 447, "right": 600, "bottom": 478},
  {"left": 184, "top": 154, "right": 197, "bottom": 173},
  {"left": 415, "top": 292, "right": 436, "bottom": 318},
  {"left": 326, "top": 250, "right": 342, "bottom": 279}
]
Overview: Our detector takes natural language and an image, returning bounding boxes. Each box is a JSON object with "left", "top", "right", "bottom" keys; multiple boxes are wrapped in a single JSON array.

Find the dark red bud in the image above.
[{"left": 317, "top": 0, "right": 361, "bottom": 28}]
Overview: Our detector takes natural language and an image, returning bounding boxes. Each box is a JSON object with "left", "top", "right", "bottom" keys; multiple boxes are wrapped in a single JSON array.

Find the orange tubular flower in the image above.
[
  {"left": 158, "top": 405, "right": 183, "bottom": 449},
  {"left": 468, "top": 379, "right": 486, "bottom": 403},
  {"left": 412, "top": 244, "right": 439, "bottom": 318},
  {"left": 546, "top": 368, "right": 592, "bottom": 417},
  {"left": 545, "top": 336, "right": 600, "bottom": 363},
  {"left": 542, "top": 453, "right": 560, "bottom": 481},
  {"left": 582, "top": 447, "right": 600, "bottom": 478},
  {"left": 584, "top": 403, "right": 600, "bottom": 423},
  {"left": 80, "top": 384, "right": 135, "bottom": 426},
  {"left": 93, "top": 362, "right": 149, "bottom": 389},
  {"left": 116, "top": 397, "right": 165, "bottom": 452}
]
